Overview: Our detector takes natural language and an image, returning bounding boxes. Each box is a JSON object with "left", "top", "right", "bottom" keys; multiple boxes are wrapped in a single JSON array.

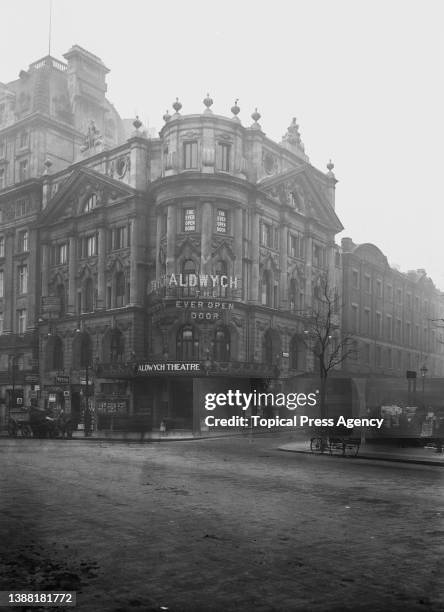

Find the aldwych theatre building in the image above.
[{"left": 0, "top": 46, "right": 346, "bottom": 434}]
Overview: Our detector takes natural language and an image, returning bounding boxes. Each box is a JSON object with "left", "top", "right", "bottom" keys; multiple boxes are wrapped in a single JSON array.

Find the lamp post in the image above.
[
  {"left": 420, "top": 364, "right": 428, "bottom": 408},
  {"left": 8, "top": 354, "right": 18, "bottom": 424}
]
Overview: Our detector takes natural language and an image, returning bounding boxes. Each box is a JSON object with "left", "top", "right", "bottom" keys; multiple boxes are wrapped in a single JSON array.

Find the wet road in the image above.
[{"left": 0, "top": 434, "right": 443, "bottom": 612}]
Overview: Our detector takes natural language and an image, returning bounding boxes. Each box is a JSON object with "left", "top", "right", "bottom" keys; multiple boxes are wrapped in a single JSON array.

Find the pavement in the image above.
[
  {"left": 279, "top": 439, "right": 444, "bottom": 466},
  {"left": 1, "top": 434, "right": 443, "bottom": 612}
]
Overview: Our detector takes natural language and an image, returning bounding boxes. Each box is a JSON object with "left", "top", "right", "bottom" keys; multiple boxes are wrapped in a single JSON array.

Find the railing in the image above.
[{"left": 29, "top": 56, "right": 68, "bottom": 72}]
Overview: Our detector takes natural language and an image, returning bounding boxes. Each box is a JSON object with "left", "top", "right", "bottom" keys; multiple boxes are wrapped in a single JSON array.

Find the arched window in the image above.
[
  {"left": 215, "top": 260, "right": 227, "bottom": 298},
  {"left": 84, "top": 278, "right": 94, "bottom": 312},
  {"left": 115, "top": 271, "right": 126, "bottom": 308},
  {"left": 53, "top": 336, "right": 64, "bottom": 370},
  {"left": 289, "top": 278, "right": 303, "bottom": 312},
  {"left": 73, "top": 331, "right": 92, "bottom": 370},
  {"left": 57, "top": 284, "right": 66, "bottom": 316},
  {"left": 261, "top": 270, "right": 272, "bottom": 306},
  {"left": 214, "top": 326, "right": 230, "bottom": 361},
  {"left": 110, "top": 329, "right": 124, "bottom": 362},
  {"left": 177, "top": 325, "right": 198, "bottom": 360},
  {"left": 182, "top": 259, "right": 196, "bottom": 297}
]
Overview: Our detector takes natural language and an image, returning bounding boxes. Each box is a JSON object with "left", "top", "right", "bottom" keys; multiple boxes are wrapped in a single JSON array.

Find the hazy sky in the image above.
[{"left": 2, "top": 0, "right": 443, "bottom": 288}]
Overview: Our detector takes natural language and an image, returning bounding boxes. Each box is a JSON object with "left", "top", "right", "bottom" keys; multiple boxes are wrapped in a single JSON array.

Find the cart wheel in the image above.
[{"left": 310, "top": 437, "right": 326, "bottom": 453}]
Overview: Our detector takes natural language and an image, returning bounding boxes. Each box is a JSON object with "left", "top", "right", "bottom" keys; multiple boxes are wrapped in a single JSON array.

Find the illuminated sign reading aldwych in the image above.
[{"left": 150, "top": 274, "right": 240, "bottom": 292}]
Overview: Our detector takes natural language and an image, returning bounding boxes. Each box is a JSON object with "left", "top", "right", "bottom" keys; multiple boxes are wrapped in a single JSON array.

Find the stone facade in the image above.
[{"left": 341, "top": 237, "right": 444, "bottom": 378}]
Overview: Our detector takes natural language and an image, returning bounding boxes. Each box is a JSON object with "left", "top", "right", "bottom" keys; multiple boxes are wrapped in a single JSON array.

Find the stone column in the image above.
[
  {"left": 200, "top": 202, "right": 213, "bottom": 274},
  {"left": 97, "top": 227, "right": 106, "bottom": 309},
  {"left": 155, "top": 212, "right": 162, "bottom": 280},
  {"left": 234, "top": 207, "right": 243, "bottom": 299},
  {"left": 3, "top": 231, "right": 14, "bottom": 333},
  {"left": 250, "top": 212, "right": 260, "bottom": 303},
  {"left": 279, "top": 223, "right": 288, "bottom": 309},
  {"left": 129, "top": 218, "right": 138, "bottom": 305},
  {"left": 68, "top": 236, "right": 77, "bottom": 314},
  {"left": 26, "top": 230, "right": 37, "bottom": 330},
  {"left": 166, "top": 205, "right": 176, "bottom": 277},
  {"left": 41, "top": 243, "right": 49, "bottom": 298}
]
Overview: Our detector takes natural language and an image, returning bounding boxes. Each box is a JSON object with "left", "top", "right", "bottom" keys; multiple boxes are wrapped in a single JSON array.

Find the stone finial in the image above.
[
  {"left": 203, "top": 93, "right": 213, "bottom": 112},
  {"left": 163, "top": 109, "right": 171, "bottom": 123},
  {"left": 43, "top": 157, "right": 53, "bottom": 175},
  {"left": 133, "top": 115, "right": 142, "bottom": 131},
  {"left": 251, "top": 108, "right": 261, "bottom": 123},
  {"left": 231, "top": 99, "right": 240, "bottom": 119},
  {"left": 172, "top": 97, "right": 182, "bottom": 113},
  {"left": 327, "top": 159, "right": 334, "bottom": 172}
]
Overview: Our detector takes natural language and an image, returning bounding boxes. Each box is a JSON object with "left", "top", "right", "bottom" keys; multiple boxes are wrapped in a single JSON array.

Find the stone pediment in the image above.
[
  {"left": 259, "top": 167, "right": 343, "bottom": 233},
  {"left": 39, "top": 167, "right": 138, "bottom": 226}
]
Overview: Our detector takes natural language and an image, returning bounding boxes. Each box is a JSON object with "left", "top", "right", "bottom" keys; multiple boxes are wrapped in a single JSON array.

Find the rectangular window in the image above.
[
  {"left": 184, "top": 208, "right": 196, "bottom": 232},
  {"left": 396, "top": 318, "right": 401, "bottom": 342},
  {"left": 363, "top": 308, "right": 370, "bottom": 334},
  {"left": 15, "top": 199, "right": 27, "bottom": 217},
  {"left": 352, "top": 269, "right": 359, "bottom": 289},
  {"left": 86, "top": 235, "right": 97, "bottom": 257},
  {"left": 289, "top": 233, "right": 304, "bottom": 259},
  {"left": 20, "top": 132, "right": 29, "bottom": 148},
  {"left": 54, "top": 243, "right": 67, "bottom": 264},
  {"left": 376, "top": 345, "right": 382, "bottom": 367},
  {"left": 0, "top": 313, "right": 3, "bottom": 334},
  {"left": 260, "top": 222, "right": 272, "bottom": 247},
  {"left": 113, "top": 226, "right": 126, "bottom": 249},
  {"left": 19, "top": 160, "right": 28, "bottom": 182},
  {"left": 351, "top": 304, "right": 358, "bottom": 333},
  {"left": 18, "top": 265, "right": 28, "bottom": 294},
  {"left": 17, "top": 309, "right": 26, "bottom": 334},
  {"left": 386, "top": 315, "right": 392, "bottom": 340},
  {"left": 0, "top": 270, "right": 3, "bottom": 298},
  {"left": 387, "top": 348, "right": 393, "bottom": 369},
  {"left": 0, "top": 236, "right": 4, "bottom": 257},
  {"left": 387, "top": 285, "right": 393, "bottom": 302},
  {"left": 0, "top": 168, "right": 4, "bottom": 189},
  {"left": 183, "top": 142, "right": 198, "bottom": 169},
  {"left": 364, "top": 344, "right": 370, "bottom": 364},
  {"left": 313, "top": 244, "right": 325, "bottom": 268},
  {"left": 364, "top": 275, "right": 371, "bottom": 294},
  {"left": 217, "top": 143, "right": 230, "bottom": 172},
  {"left": 406, "top": 322, "right": 411, "bottom": 346},
  {"left": 397, "top": 350, "right": 402, "bottom": 370},
  {"left": 216, "top": 209, "right": 227, "bottom": 233},
  {"left": 18, "top": 230, "right": 28, "bottom": 252},
  {"left": 397, "top": 288, "right": 402, "bottom": 305},
  {"left": 406, "top": 292, "right": 412, "bottom": 309},
  {"left": 376, "top": 279, "right": 382, "bottom": 298},
  {"left": 376, "top": 312, "right": 382, "bottom": 337}
]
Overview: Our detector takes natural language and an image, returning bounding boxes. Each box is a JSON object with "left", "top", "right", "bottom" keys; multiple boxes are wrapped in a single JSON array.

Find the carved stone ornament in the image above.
[{"left": 80, "top": 120, "right": 103, "bottom": 152}]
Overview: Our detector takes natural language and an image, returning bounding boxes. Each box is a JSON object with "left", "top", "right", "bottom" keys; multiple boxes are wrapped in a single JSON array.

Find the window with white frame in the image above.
[
  {"left": 19, "top": 160, "right": 28, "bottom": 182},
  {"left": 183, "top": 142, "right": 198, "bottom": 169},
  {"left": 18, "top": 230, "right": 28, "bottom": 252},
  {"left": 260, "top": 222, "right": 272, "bottom": 247},
  {"left": 17, "top": 309, "right": 26, "bottom": 334},
  {"left": 86, "top": 235, "right": 97, "bottom": 257},
  {"left": 289, "top": 232, "right": 304, "bottom": 259},
  {"left": 217, "top": 143, "right": 230, "bottom": 172},
  {"left": 113, "top": 226, "right": 127, "bottom": 250},
  {"left": 18, "top": 265, "right": 28, "bottom": 294}
]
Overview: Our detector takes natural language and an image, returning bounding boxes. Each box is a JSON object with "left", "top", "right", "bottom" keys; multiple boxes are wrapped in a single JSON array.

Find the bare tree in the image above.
[{"left": 301, "top": 276, "right": 356, "bottom": 418}]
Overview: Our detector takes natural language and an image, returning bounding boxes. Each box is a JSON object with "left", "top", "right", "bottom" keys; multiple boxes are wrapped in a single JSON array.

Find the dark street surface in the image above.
[{"left": 0, "top": 433, "right": 443, "bottom": 612}]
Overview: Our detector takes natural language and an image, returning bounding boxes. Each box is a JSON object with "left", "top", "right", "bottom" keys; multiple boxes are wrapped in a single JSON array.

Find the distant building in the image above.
[{"left": 341, "top": 237, "right": 444, "bottom": 378}]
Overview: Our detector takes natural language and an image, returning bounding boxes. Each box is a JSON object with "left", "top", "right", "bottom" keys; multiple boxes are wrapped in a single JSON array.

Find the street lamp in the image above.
[{"left": 420, "top": 364, "right": 428, "bottom": 408}]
